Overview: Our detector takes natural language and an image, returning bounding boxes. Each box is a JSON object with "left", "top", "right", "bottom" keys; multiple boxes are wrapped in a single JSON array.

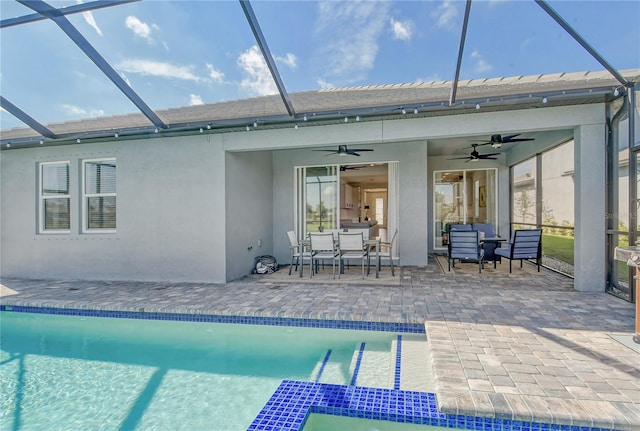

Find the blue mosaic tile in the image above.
[
  {"left": 395, "top": 334, "right": 402, "bottom": 389},
  {"left": 350, "top": 342, "right": 366, "bottom": 386},
  {"left": 247, "top": 380, "right": 621, "bottom": 431},
  {"left": 0, "top": 305, "right": 425, "bottom": 333}
]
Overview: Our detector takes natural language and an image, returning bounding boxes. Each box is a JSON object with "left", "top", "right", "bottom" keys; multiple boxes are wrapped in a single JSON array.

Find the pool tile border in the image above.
[
  {"left": 0, "top": 305, "right": 425, "bottom": 333},
  {"left": 248, "top": 380, "right": 620, "bottom": 431}
]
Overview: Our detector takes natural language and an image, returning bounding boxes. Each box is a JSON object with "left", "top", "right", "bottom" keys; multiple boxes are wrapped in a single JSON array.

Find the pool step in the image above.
[{"left": 349, "top": 342, "right": 393, "bottom": 388}]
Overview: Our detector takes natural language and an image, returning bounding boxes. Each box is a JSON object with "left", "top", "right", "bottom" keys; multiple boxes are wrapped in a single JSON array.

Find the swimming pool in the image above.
[
  {"left": 0, "top": 309, "right": 416, "bottom": 430},
  {"left": 0, "top": 307, "right": 623, "bottom": 431}
]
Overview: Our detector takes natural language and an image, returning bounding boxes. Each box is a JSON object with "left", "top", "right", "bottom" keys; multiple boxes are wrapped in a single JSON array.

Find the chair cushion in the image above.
[
  {"left": 494, "top": 248, "right": 509, "bottom": 258},
  {"left": 472, "top": 223, "right": 495, "bottom": 238},
  {"left": 449, "top": 223, "right": 472, "bottom": 231}
]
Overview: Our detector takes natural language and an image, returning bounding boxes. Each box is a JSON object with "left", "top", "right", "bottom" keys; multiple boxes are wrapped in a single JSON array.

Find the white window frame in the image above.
[
  {"left": 39, "top": 161, "right": 71, "bottom": 234},
  {"left": 82, "top": 157, "right": 117, "bottom": 233}
]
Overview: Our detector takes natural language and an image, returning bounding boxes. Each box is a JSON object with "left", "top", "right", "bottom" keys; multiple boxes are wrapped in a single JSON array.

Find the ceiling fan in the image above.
[
  {"left": 313, "top": 145, "right": 374, "bottom": 157},
  {"left": 448, "top": 144, "right": 499, "bottom": 162},
  {"left": 473, "top": 133, "right": 535, "bottom": 149},
  {"left": 340, "top": 165, "right": 361, "bottom": 171}
]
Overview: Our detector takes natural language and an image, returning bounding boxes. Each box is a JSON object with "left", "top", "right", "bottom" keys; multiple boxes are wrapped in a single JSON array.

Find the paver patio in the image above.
[{"left": 1, "top": 260, "right": 638, "bottom": 430}]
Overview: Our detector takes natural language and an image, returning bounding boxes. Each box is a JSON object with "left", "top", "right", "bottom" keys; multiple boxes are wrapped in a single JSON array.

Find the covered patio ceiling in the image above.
[{"left": 0, "top": 0, "right": 637, "bottom": 151}]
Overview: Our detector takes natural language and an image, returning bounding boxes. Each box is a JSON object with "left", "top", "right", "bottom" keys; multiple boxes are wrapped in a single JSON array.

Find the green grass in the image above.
[{"left": 542, "top": 234, "right": 574, "bottom": 265}]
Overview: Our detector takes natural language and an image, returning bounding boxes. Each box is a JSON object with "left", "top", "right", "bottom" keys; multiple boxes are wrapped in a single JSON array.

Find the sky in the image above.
[{"left": 1, "top": 0, "right": 639, "bottom": 131}]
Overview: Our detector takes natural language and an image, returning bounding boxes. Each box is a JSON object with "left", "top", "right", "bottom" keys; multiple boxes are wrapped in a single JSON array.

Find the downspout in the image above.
[{"left": 606, "top": 92, "right": 629, "bottom": 291}]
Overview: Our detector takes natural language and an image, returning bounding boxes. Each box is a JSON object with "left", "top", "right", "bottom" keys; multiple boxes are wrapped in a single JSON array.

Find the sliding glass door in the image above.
[
  {"left": 433, "top": 169, "right": 497, "bottom": 249},
  {"left": 294, "top": 166, "right": 338, "bottom": 238}
]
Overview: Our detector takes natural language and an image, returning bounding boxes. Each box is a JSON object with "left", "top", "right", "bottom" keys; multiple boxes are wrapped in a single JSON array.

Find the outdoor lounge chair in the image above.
[
  {"left": 494, "top": 229, "right": 542, "bottom": 272},
  {"left": 448, "top": 230, "right": 484, "bottom": 273}
]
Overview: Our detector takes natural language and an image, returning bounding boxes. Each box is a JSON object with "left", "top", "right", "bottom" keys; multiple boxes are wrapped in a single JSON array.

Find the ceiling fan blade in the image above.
[
  {"left": 501, "top": 134, "right": 521, "bottom": 141},
  {"left": 313, "top": 149, "right": 338, "bottom": 152},
  {"left": 504, "top": 138, "right": 535, "bottom": 143},
  {"left": 479, "top": 157, "right": 498, "bottom": 160},
  {"left": 448, "top": 156, "right": 472, "bottom": 160},
  {"left": 353, "top": 149, "right": 374, "bottom": 152},
  {"left": 350, "top": 152, "right": 362, "bottom": 156}
]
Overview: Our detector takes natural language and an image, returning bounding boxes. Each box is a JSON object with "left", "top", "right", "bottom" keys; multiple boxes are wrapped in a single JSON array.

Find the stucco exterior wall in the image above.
[
  {"left": 225, "top": 149, "right": 274, "bottom": 281},
  {"left": 1, "top": 102, "right": 609, "bottom": 290},
  {"left": 0, "top": 135, "right": 226, "bottom": 283}
]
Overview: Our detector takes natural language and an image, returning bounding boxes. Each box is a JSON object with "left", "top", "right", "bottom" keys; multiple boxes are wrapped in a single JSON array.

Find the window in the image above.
[
  {"left": 40, "top": 161, "right": 70, "bottom": 232},
  {"left": 83, "top": 158, "right": 116, "bottom": 231}
]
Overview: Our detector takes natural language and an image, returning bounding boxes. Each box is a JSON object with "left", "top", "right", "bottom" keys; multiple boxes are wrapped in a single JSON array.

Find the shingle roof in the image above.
[{"left": 2, "top": 69, "right": 638, "bottom": 146}]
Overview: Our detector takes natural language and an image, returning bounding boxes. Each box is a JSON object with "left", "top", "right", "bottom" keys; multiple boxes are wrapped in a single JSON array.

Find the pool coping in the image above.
[{"left": 0, "top": 305, "right": 625, "bottom": 431}]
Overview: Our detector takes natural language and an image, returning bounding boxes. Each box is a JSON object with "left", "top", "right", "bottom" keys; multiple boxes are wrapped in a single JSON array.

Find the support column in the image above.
[{"left": 574, "top": 123, "right": 607, "bottom": 292}]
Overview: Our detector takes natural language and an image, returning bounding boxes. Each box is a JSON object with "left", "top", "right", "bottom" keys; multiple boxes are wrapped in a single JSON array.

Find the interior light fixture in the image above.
[
  {"left": 344, "top": 117, "right": 348, "bottom": 123},
  {"left": 253, "top": 120, "right": 258, "bottom": 128},
  {"left": 613, "top": 87, "right": 625, "bottom": 97},
  {"left": 114, "top": 132, "right": 119, "bottom": 138},
  {"left": 356, "top": 115, "right": 360, "bottom": 122},
  {"left": 294, "top": 123, "right": 299, "bottom": 130},
  {"left": 206, "top": 124, "right": 211, "bottom": 130},
  {"left": 246, "top": 125, "right": 250, "bottom": 131},
  {"left": 199, "top": 128, "right": 203, "bottom": 134},
  {"left": 154, "top": 128, "right": 159, "bottom": 133},
  {"left": 76, "top": 138, "right": 81, "bottom": 144},
  {"left": 401, "top": 108, "right": 407, "bottom": 115},
  {"left": 40, "top": 139, "right": 44, "bottom": 145},
  {"left": 542, "top": 97, "right": 548, "bottom": 104},
  {"left": 413, "top": 108, "right": 418, "bottom": 115},
  {"left": 303, "top": 114, "right": 308, "bottom": 122},
  {"left": 475, "top": 103, "right": 480, "bottom": 110},
  {"left": 6, "top": 143, "right": 10, "bottom": 148}
]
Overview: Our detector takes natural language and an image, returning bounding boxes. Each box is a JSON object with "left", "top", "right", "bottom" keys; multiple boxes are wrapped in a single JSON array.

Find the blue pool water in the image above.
[{"left": 0, "top": 312, "right": 401, "bottom": 431}]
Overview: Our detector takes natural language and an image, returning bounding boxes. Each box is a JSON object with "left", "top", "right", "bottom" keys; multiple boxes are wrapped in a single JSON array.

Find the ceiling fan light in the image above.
[
  {"left": 542, "top": 97, "right": 548, "bottom": 104},
  {"left": 401, "top": 108, "right": 407, "bottom": 115},
  {"left": 491, "top": 143, "right": 501, "bottom": 149},
  {"left": 414, "top": 108, "right": 419, "bottom": 115},
  {"left": 344, "top": 117, "right": 348, "bottom": 123}
]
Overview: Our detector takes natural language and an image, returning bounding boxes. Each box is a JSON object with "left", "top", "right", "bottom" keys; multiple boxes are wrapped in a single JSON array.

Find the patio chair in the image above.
[
  {"left": 286, "top": 230, "right": 312, "bottom": 276},
  {"left": 376, "top": 229, "right": 398, "bottom": 276},
  {"left": 309, "top": 233, "right": 339, "bottom": 278},
  {"left": 448, "top": 230, "right": 484, "bottom": 273},
  {"left": 338, "top": 232, "right": 369, "bottom": 279},
  {"left": 494, "top": 229, "right": 542, "bottom": 272}
]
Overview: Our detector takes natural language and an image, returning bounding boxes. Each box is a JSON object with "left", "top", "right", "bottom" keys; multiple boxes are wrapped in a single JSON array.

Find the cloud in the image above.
[
  {"left": 62, "top": 104, "right": 86, "bottom": 115},
  {"left": 189, "top": 94, "right": 204, "bottom": 106},
  {"left": 61, "top": 104, "right": 103, "bottom": 117},
  {"left": 431, "top": 0, "right": 458, "bottom": 29},
  {"left": 237, "top": 45, "right": 277, "bottom": 96},
  {"left": 124, "top": 15, "right": 160, "bottom": 45},
  {"left": 116, "top": 59, "right": 200, "bottom": 81},
  {"left": 313, "top": 1, "right": 390, "bottom": 85},
  {"left": 76, "top": 0, "right": 102, "bottom": 36},
  {"left": 390, "top": 18, "right": 412, "bottom": 41},
  {"left": 276, "top": 53, "right": 297, "bottom": 70},
  {"left": 471, "top": 50, "right": 492, "bottom": 73},
  {"left": 317, "top": 78, "right": 335, "bottom": 89},
  {"left": 125, "top": 16, "right": 151, "bottom": 40},
  {"left": 206, "top": 64, "right": 225, "bottom": 83}
]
